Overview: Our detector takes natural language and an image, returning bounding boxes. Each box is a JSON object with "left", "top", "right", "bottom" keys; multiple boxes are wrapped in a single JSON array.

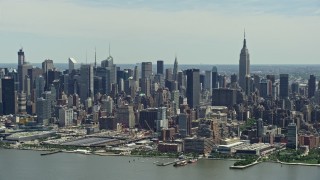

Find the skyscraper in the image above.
[
  {"left": 178, "top": 113, "right": 191, "bottom": 137},
  {"left": 80, "top": 64, "right": 94, "bottom": 102},
  {"left": 17, "top": 48, "right": 32, "bottom": 92},
  {"left": 2, "top": 77, "right": 15, "bottom": 115},
  {"left": 17, "top": 92, "right": 27, "bottom": 114},
  {"left": 141, "top": 62, "right": 152, "bottom": 79},
  {"left": 157, "top": 60, "right": 164, "bottom": 75},
  {"left": 18, "top": 48, "right": 25, "bottom": 66},
  {"left": 68, "top": 58, "right": 77, "bottom": 73},
  {"left": 101, "top": 50, "right": 117, "bottom": 93},
  {"left": 36, "top": 97, "right": 51, "bottom": 125},
  {"left": 212, "top": 66, "right": 218, "bottom": 89},
  {"left": 287, "top": 122, "right": 298, "bottom": 150},
  {"left": 186, "top": 69, "right": 200, "bottom": 108},
  {"left": 42, "top": 59, "right": 54, "bottom": 74},
  {"left": 204, "top": 70, "right": 212, "bottom": 94},
  {"left": 34, "top": 75, "right": 45, "bottom": 100},
  {"left": 133, "top": 65, "right": 139, "bottom": 81},
  {"left": 173, "top": 56, "right": 178, "bottom": 81},
  {"left": 280, "top": 74, "right": 289, "bottom": 99},
  {"left": 42, "top": 59, "right": 55, "bottom": 91},
  {"left": 116, "top": 104, "right": 135, "bottom": 128},
  {"left": 308, "top": 75, "right": 316, "bottom": 98},
  {"left": 238, "top": 32, "right": 250, "bottom": 91}
]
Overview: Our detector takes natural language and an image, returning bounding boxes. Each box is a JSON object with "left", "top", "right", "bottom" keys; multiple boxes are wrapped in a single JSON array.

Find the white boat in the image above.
[{"left": 74, "top": 149, "right": 91, "bottom": 154}]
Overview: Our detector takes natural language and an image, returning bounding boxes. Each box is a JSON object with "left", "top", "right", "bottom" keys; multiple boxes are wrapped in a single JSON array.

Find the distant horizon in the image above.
[
  {"left": 0, "top": 1, "right": 319, "bottom": 64},
  {"left": 2, "top": 62, "right": 320, "bottom": 66}
]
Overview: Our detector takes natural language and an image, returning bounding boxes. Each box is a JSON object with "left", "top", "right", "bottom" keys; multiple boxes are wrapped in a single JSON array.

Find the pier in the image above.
[
  {"left": 229, "top": 161, "right": 260, "bottom": 169},
  {"left": 155, "top": 161, "right": 176, "bottom": 166},
  {"left": 40, "top": 150, "right": 61, "bottom": 156}
]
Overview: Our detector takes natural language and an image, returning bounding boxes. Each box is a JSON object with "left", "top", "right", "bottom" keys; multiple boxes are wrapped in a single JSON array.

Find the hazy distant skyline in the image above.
[{"left": 0, "top": 0, "right": 319, "bottom": 64}]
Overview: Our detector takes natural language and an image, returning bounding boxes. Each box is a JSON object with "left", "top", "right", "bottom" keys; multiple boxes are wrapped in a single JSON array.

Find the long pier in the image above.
[
  {"left": 155, "top": 161, "right": 176, "bottom": 166},
  {"left": 40, "top": 150, "right": 61, "bottom": 156},
  {"left": 229, "top": 161, "right": 260, "bottom": 169}
]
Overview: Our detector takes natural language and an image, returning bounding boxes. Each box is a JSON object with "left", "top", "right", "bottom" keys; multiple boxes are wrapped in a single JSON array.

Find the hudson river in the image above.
[{"left": 0, "top": 149, "right": 319, "bottom": 180}]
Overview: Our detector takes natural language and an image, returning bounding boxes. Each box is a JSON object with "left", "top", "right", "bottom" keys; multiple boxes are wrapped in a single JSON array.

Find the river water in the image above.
[{"left": 0, "top": 149, "right": 319, "bottom": 180}]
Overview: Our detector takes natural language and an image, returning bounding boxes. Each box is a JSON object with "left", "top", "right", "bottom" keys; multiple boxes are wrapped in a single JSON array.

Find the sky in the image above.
[{"left": 0, "top": 0, "right": 319, "bottom": 64}]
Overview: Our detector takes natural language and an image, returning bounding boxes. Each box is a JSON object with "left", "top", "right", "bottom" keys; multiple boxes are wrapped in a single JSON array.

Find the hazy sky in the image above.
[{"left": 0, "top": 0, "right": 319, "bottom": 64}]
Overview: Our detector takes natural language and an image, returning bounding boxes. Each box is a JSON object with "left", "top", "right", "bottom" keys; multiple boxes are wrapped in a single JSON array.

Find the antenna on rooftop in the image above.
[{"left": 86, "top": 49, "right": 88, "bottom": 64}]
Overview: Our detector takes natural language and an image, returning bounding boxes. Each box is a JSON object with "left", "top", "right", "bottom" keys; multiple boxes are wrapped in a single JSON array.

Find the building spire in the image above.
[
  {"left": 86, "top": 49, "right": 88, "bottom": 64},
  {"left": 94, "top": 47, "right": 97, "bottom": 68},
  {"left": 173, "top": 54, "right": 178, "bottom": 81},
  {"left": 108, "top": 43, "right": 111, "bottom": 57},
  {"left": 243, "top": 29, "right": 247, "bottom": 48}
]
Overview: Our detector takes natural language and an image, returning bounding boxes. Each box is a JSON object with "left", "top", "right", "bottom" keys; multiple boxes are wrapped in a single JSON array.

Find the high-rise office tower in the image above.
[
  {"left": 308, "top": 75, "right": 316, "bottom": 98},
  {"left": 116, "top": 104, "right": 135, "bottom": 128},
  {"left": 2, "top": 77, "right": 15, "bottom": 115},
  {"left": 141, "top": 62, "right": 152, "bottom": 79},
  {"left": 101, "top": 51, "right": 117, "bottom": 91},
  {"left": 287, "top": 122, "right": 297, "bottom": 150},
  {"left": 280, "top": 74, "right": 289, "bottom": 99},
  {"left": 238, "top": 32, "right": 250, "bottom": 91},
  {"left": 186, "top": 69, "right": 200, "bottom": 108},
  {"left": 200, "top": 74, "right": 205, "bottom": 90},
  {"left": 42, "top": 59, "right": 55, "bottom": 91},
  {"left": 165, "top": 68, "right": 173, "bottom": 81},
  {"left": 173, "top": 56, "right": 178, "bottom": 81},
  {"left": 178, "top": 113, "right": 191, "bottom": 137},
  {"left": 230, "top": 74, "right": 238, "bottom": 88},
  {"left": 95, "top": 67, "right": 111, "bottom": 95},
  {"left": 157, "top": 60, "right": 164, "bottom": 75},
  {"left": 58, "top": 107, "right": 74, "bottom": 127},
  {"left": 17, "top": 92, "right": 27, "bottom": 114},
  {"left": 141, "top": 78, "right": 151, "bottom": 97},
  {"left": 256, "top": 118, "right": 264, "bottom": 137},
  {"left": 36, "top": 97, "right": 51, "bottom": 125},
  {"left": 80, "top": 64, "right": 94, "bottom": 102},
  {"left": 177, "top": 71, "right": 186, "bottom": 90},
  {"left": 245, "top": 75, "right": 252, "bottom": 96},
  {"left": 212, "top": 66, "right": 218, "bottom": 89},
  {"left": 219, "top": 75, "right": 227, "bottom": 88},
  {"left": 259, "top": 79, "right": 271, "bottom": 98},
  {"left": 17, "top": 48, "right": 32, "bottom": 92},
  {"left": 24, "top": 75, "right": 31, "bottom": 98},
  {"left": 34, "top": 75, "right": 45, "bottom": 100},
  {"left": 18, "top": 48, "right": 25, "bottom": 66},
  {"left": 42, "top": 59, "right": 54, "bottom": 74},
  {"left": 133, "top": 65, "right": 139, "bottom": 81},
  {"left": 68, "top": 58, "right": 77, "bottom": 73},
  {"left": 156, "top": 107, "right": 168, "bottom": 132},
  {"left": 205, "top": 70, "right": 212, "bottom": 94},
  {"left": 139, "top": 108, "right": 158, "bottom": 131}
]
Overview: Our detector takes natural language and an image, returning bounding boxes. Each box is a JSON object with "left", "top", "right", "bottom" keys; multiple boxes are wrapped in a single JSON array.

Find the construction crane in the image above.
[{"left": 144, "top": 120, "right": 156, "bottom": 138}]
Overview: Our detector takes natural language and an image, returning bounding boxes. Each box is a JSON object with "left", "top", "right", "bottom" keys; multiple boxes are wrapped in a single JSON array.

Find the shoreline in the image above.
[
  {"left": 2, "top": 147, "right": 320, "bottom": 167},
  {"left": 277, "top": 160, "right": 320, "bottom": 167}
]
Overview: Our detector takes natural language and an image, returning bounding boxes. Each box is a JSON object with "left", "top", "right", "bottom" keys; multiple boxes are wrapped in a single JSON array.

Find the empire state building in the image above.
[{"left": 238, "top": 32, "right": 250, "bottom": 92}]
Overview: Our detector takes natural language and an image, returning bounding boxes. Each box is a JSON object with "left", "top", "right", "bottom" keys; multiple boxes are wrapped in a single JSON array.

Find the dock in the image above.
[
  {"left": 40, "top": 150, "right": 61, "bottom": 156},
  {"left": 229, "top": 161, "right": 260, "bottom": 169},
  {"left": 155, "top": 161, "right": 176, "bottom": 166}
]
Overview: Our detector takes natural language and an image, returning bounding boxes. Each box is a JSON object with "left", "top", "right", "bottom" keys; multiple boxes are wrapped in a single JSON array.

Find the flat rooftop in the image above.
[{"left": 61, "top": 137, "right": 117, "bottom": 146}]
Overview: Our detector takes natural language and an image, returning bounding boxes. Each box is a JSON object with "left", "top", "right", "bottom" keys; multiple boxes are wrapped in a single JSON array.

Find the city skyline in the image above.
[{"left": 0, "top": 0, "right": 319, "bottom": 64}]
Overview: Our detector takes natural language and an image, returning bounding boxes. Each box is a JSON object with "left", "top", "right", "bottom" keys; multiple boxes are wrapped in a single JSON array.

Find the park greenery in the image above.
[
  {"left": 0, "top": 141, "right": 10, "bottom": 148},
  {"left": 130, "top": 149, "right": 198, "bottom": 158},
  {"left": 240, "top": 118, "right": 256, "bottom": 131},
  {"left": 233, "top": 155, "right": 258, "bottom": 166},
  {"left": 270, "top": 148, "right": 320, "bottom": 164},
  {"left": 131, "top": 149, "right": 182, "bottom": 158}
]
